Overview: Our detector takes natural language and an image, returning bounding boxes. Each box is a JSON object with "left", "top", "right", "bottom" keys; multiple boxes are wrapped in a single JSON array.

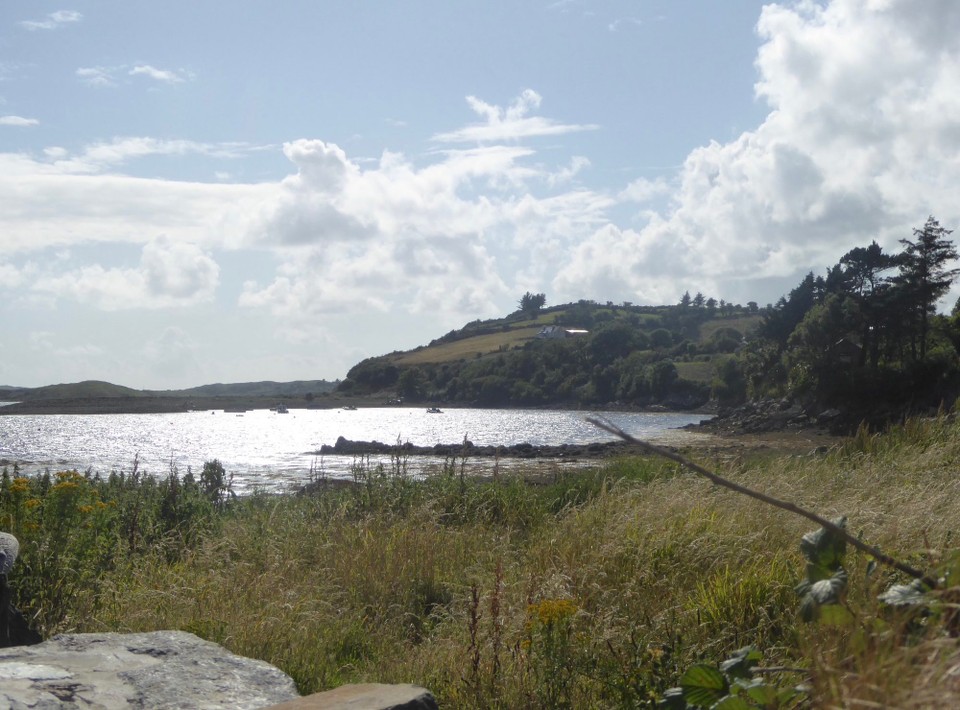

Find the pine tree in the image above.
[{"left": 894, "top": 216, "right": 959, "bottom": 361}]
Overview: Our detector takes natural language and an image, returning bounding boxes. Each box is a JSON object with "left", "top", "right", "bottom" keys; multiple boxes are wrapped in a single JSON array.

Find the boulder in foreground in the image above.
[
  {"left": 0, "top": 630, "right": 300, "bottom": 709},
  {"left": 265, "top": 683, "right": 438, "bottom": 710}
]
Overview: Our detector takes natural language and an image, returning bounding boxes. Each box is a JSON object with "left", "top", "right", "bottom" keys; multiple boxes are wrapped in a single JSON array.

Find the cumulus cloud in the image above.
[
  {"left": 0, "top": 116, "right": 39, "bottom": 127},
  {"left": 129, "top": 65, "right": 192, "bottom": 84},
  {"left": 78, "top": 64, "right": 193, "bottom": 88},
  {"left": 30, "top": 237, "right": 220, "bottom": 310},
  {"left": 20, "top": 10, "right": 82, "bottom": 31},
  {"left": 45, "top": 136, "right": 258, "bottom": 174},
  {"left": 554, "top": 0, "right": 960, "bottom": 304},
  {"left": 433, "top": 90, "right": 599, "bottom": 143},
  {"left": 76, "top": 67, "right": 118, "bottom": 88}
]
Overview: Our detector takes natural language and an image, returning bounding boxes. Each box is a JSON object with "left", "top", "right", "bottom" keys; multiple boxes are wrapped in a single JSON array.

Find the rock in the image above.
[
  {"left": 265, "top": 683, "right": 438, "bottom": 710},
  {"left": 0, "top": 532, "right": 19, "bottom": 575},
  {"left": 0, "top": 630, "right": 300, "bottom": 709}
]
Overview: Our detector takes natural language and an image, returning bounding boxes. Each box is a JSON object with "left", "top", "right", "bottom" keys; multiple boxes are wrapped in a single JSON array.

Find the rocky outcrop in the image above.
[
  {"left": 696, "top": 398, "right": 847, "bottom": 435},
  {"left": 315, "top": 435, "right": 658, "bottom": 460},
  {"left": 0, "top": 630, "right": 300, "bottom": 708},
  {"left": 266, "top": 683, "right": 438, "bottom": 709}
]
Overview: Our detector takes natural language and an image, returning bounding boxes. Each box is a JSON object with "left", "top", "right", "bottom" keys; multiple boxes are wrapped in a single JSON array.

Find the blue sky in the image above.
[{"left": 2, "top": 0, "right": 960, "bottom": 389}]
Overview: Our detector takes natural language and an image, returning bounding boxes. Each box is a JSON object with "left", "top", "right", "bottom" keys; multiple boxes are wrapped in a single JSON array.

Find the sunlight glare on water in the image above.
[{"left": 0, "top": 408, "right": 712, "bottom": 492}]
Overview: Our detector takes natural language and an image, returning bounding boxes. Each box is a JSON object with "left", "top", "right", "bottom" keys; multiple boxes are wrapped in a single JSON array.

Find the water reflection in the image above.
[{"left": 0, "top": 408, "right": 712, "bottom": 492}]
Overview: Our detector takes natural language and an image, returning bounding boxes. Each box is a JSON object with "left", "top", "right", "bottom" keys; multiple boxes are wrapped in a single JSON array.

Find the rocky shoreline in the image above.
[
  {"left": 694, "top": 397, "right": 843, "bottom": 436},
  {"left": 313, "top": 435, "right": 658, "bottom": 460}
]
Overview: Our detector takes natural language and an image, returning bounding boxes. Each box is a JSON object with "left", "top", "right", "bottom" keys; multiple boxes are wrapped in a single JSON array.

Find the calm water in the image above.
[{"left": 0, "top": 408, "right": 713, "bottom": 492}]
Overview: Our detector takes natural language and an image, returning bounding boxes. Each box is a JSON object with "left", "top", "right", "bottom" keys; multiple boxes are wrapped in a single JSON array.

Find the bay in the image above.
[{"left": 0, "top": 408, "right": 712, "bottom": 492}]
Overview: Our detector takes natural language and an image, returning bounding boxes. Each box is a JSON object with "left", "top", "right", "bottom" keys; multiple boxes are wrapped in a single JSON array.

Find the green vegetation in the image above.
[
  {"left": 5, "top": 415, "right": 960, "bottom": 706},
  {"left": 730, "top": 217, "right": 960, "bottom": 425},
  {"left": 341, "top": 299, "right": 759, "bottom": 408},
  {"left": 338, "top": 216, "right": 960, "bottom": 428}
]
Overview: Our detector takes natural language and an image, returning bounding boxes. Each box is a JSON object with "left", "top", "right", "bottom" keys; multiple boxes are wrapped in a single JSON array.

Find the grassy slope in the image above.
[
  {"left": 17, "top": 416, "right": 954, "bottom": 707},
  {"left": 384, "top": 306, "right": 761, "bottom": 381}
]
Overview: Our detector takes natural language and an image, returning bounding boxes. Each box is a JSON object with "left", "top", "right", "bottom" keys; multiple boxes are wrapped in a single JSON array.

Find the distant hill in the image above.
[
  {"left": 162, "top": 380, "right": 337, "bottom": 398},
  {"left": 339, "top": 300, "right": 761, "bottom": 408},
  {"left": 10, "top": 380, "right": 144, "bottom": 401},
  {"left": 4, "top": 379, "right": 338, "bottom": 402}
]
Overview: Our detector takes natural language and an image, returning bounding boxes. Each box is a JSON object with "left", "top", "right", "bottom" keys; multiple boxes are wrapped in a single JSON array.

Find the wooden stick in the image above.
[{"left": 586, "top": 416, "right": 937, "bottom": 588}]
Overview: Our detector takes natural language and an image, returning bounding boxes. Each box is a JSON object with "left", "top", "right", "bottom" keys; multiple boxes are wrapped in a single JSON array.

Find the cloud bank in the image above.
[{"left": 3, "top": 0, "right": 960, "bottom": 357}]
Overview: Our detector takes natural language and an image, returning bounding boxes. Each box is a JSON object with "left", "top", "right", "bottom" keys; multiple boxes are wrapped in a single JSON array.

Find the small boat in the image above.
[
  {"left": 425, "top": 407, "right": 443, "bottom": 414},
  {"left": 342, "top": 405, "right": 357, "bottom": 411},
  {"left": 276, "top": 403, "right": 289, "bottom": 414}
]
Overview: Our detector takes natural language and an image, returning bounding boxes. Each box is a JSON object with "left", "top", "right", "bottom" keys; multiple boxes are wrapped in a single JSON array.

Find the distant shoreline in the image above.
[
  {"left": 0, "top": 394, "right": 385, "bottom": 416},
  {"left": 0, "top": 394, "right": 715, "bottom": 417}
]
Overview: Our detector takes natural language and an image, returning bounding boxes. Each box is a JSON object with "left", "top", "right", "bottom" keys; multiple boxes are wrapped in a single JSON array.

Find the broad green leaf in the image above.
[
  {"left": 809, "top": 571, "right": 848, "bottom": 604},
  {"left": 681, "top": 664, "right": 729, "bottom": 707},
  {"left": 800, "top": 517, "right": 847, "bottom": 578},
  {"left": 777, "top": 685, "right": 805, "bottom": 704},
  {"left": 798, "top": 569, "right": 848, "bottom": 622},
  {"left": 658, "top": 687, "right": 688, "bottom": 709},
  {"left": 709, "top": 695, "right": 751, "bottom": 710},
  {"left": 879, "top": 579, "right": 931, "bottom": 607},
  {"left": 818, "top": 603, "right": 854, "bottom": 626},
  {"left": 744, "top": 681, "right": 779, "bottom": 706},
  {"left": 719, "top": 646, "right": 762, "bottom": 680}
]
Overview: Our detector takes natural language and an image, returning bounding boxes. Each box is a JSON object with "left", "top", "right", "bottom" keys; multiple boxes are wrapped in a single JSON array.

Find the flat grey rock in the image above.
[
  {"left": 265, "top": 683, "right": 439, "bottom": 710},
  {"left": 0, "top": 630, "right": 300, "bottom": 709}
]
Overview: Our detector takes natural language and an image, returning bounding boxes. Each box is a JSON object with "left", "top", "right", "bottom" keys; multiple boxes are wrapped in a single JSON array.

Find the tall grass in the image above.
[{"left": 4, "top": 416, "right": 960, "bottom": 706}]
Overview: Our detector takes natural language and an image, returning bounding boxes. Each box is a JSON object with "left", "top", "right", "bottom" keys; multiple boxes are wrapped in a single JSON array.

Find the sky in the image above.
[{"left": 2, "top": 0, "right": 960, "bottom": 390}]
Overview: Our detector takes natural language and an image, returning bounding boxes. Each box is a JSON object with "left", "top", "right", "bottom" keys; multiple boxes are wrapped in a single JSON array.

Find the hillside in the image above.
[{"left": 339, "top": 300, "right": 761, "bottom": 409}]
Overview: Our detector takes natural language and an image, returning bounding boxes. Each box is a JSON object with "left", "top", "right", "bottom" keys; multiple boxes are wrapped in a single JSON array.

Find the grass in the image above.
[
  {"left": 5, "top": 417, "right": 960, "bottom": 706},
  {"left": 393, "top": 326, "right": 544, "bottom": 365},
  {"left": 674, "top": 360, "right": 716, "bottom": 383},
  {"left": 698, "top": 314, "right": 762, "bottom": 342}
]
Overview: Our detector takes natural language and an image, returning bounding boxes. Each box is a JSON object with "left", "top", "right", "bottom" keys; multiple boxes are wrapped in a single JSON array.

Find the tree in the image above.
[
  {"left": 589, "top": 322, "right": 637, "bottom": 365},
  {"left": 679, "top": 291, "right": 692, "bottom": 309},
  {"left": 838, "top": 241, "right": 898, "bottom": 367},
  {"left": 518, "top": 292, "right": 547, "bottom": 314},
  {"left": 692, "top": 292, "right": 705, "bottom": 308},
  {"left": 894, "top": 217, "right": 959, "bottom": 361}
]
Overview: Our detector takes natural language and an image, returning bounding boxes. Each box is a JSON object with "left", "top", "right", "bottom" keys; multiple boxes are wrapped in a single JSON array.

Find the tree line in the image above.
[{"left": 732, "top": 216, "right": 960, "bottom": 419}]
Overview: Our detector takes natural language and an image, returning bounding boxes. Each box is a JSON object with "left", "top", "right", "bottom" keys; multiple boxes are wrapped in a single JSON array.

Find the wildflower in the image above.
[
  {"left": 529, "top": 598, "right": 578, "bottom": 626},
  {"left": 10, "top": 477, "right": 30, "bottom": 494}
]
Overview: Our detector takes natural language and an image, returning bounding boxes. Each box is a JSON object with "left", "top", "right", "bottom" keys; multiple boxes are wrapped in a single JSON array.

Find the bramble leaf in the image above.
[
  {"left": 800, "top": 517, "right": 847, "bottom": 581},
  {"left": 798, "top": 569, "right": 848, "bottom": 622},
  {"left": 710, "top": 695, "right": 751, "bottom": 709},
  {"left": 743, "top": 680, "right": 779, "bottom": 706},
  {"left": 879, "top": 579, "right": 931, "bottom": 607},
  {"left": 658, "top": 687, "right": 687, "bottom": 709},
  {"left": 719, "top": 646, "right": 762, "bottom": 680},
  {"left": 680, "top": 664, "right": 728, "bottom": 707}
]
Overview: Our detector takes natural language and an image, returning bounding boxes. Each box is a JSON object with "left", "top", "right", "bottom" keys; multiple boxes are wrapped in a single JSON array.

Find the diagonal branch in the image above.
[{"left": 587, "top": 416, "right": 937, "bottom": 588}]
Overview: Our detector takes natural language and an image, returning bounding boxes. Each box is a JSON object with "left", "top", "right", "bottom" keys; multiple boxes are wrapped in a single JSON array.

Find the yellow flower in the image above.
[
  {"left": 24, "top": 498, "right": 41, "bottom": 509},
  {"left": 529, "top": 598, "right": 578, "bottom": 626},
  {"left": 10, "top": 477, "right": 30, "bottom": 494}
]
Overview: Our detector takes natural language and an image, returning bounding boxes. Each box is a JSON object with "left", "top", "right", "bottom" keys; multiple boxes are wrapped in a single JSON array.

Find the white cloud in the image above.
[
  {"left": 432, "top": 90, "right": 599, "bottom": 143},
  {"left": 76, "top": 67, "right": 117, "bottom": 88},
  {"left": 608, "top": 18, "right": 642, "bottom": 32},
  {"left": 46, "top": 136, "right": 259, "bottom": 174},
  {"left": 0, "top": 116, "right": 39, "bottom": 127},
  {"left": 20, "top": 10, "right": 82, "bottom": 31},
  {"left": 78, "top": 64, "right": 193, "bottom": 88},
  {"left": 129, "top": 65, "right": 192, "bottom": 84},
  {"left": 31, "top": 236, "right": 220, "bottom": 310},
  {"left": 553, "top": 0, "right": 960, "bottom": 304}
]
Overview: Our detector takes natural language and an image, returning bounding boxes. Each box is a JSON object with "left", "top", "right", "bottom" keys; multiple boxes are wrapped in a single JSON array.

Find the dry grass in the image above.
[
  {"left": 674, "top": 359, "right": 716, "bottom": 383},
  {"left": 61, "top": 416, "right": 960, "bottom": 707},
  {"left": 392, "top": 326, "right": 544, "bottom": 365}
]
